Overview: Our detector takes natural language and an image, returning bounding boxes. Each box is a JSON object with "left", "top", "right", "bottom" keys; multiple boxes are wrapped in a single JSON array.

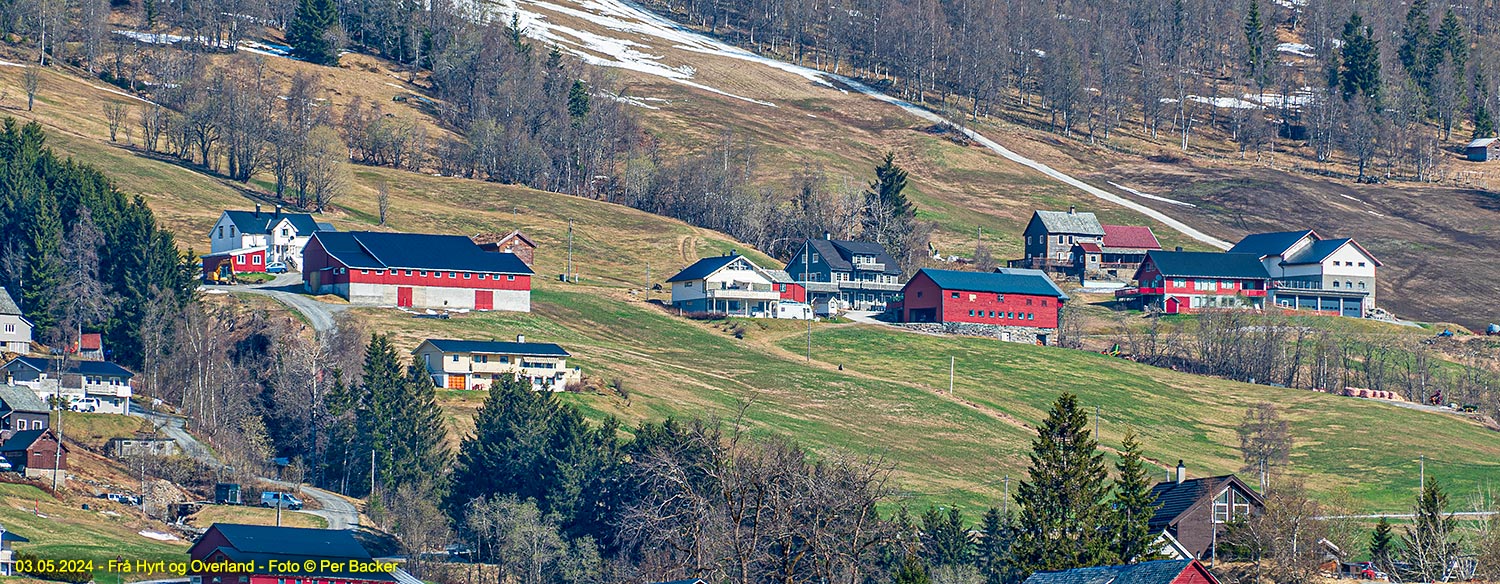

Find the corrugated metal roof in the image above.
[
  {"left": 1468, "top": 138, "right": 1497, "bottom": 148},
  {"left": 420, "top": 339, "right": 570, "bottom": 357},
  {"left": 312, "top": 232, "right": 533, "bottom": 274},
  {"left": 916, "top": 269, "right": 1068, "bottom": 299},
  {"left": 1034, "top": 210, "right": 1106, "bottom": 236},
  {"left": 1102, "top": 225, "right": 1162, "bottom": 250},
  {"left": 666, "top": 255, "right": 750, "bottom": 282}
]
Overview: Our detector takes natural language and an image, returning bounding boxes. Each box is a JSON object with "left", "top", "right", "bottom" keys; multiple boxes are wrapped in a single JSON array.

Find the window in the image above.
[
  {"left": 1007, "top": 312, "right": 1014, "bottom": 319},
  {"left": 969, "top": 310, "right": 975, "bottom": 316},
  {"left": 405, "top": 270, "right": 413, "bottom": 276},
  {"left": 360, "top": 269, "right": 369, "bottom": 274},
  {"left": 1359, "top": 262, "right": 1367, "bottom": 267},
  {"left": 988, "top": 311, "right": 994, "bottom": 318},
  {"left": 997, "top": 294, "right": 1005, "bottom": 302},
  {"left": 1058, "top": 235, "right": 1065, "bottom": 244},
  {"left": 499, "top": 356, "right": 510, "bottom": 364},
  {"left": 452, "top": 355, "right": 460, "bottom": 362},
  {"left": 1172, "top": 278, "right": 1186, "bottom": 288},
  {"left": 230, "top": 226, "right": 236, "bottom": 237},
  {"left": 1028, "top": 313, "right": 1034, "bottom": 320},
  {"left": 916, "top": 291, "right": 923, "bottom": 298},
  {"left": 420, "top": 271, "right": 428, "bottom": 277},
  {"left": 464, "top": 273, "right": 472, "bottom": 279},
  {"left": 1359, "top": 281, "right": 1366, "bottom": 290},
  {"left": 282, "top": 228, "right": 290, "bottom": 236},
  {"left": 218, "top": 226, "right": 224, "bottom": 238},
  {"left": 4, "top": 324, "right": 12, "bottom": 333},
  {"left": 254, "top": 255, "right": 263, "bottom": 264},
  {"left": 475, "top": 355, "right": 488, "bottom": 363},
  {"left": 811, "top": 253, "right": 820, "bottom": 263},
  {"left": 1042, "top": 300, "right": 1048, "bottom": 306},
  {"left": 1346, "top": 280, "right": 1353, "bottom": 289},
  {"left": 1026, "top": 298, "right": 1033, "bottom": 306},
  {"left": 1212, "top": 488, "right": 1253, "bottom": 523},
  {"left": 479, "top": 274, "right": 488, "bottom": 279},
  {"left": 449, "top": 272, "right": 457, "bottom": 278},
  {"left": 236, "top": 254, "right": 245, "bottom": 263},
  {"left": 1332, "top": 281, "right": 1340, "bottom": 288},
  {"left": 507, "top": 275, "right": 516, "bottom": 281}
]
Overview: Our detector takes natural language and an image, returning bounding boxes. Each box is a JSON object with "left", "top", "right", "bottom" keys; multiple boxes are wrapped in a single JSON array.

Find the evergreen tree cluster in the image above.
[
  {"left": 289, "top": 0, "right": 342, "bottom": 65},
  {"left": 0, "top": 120, "right": 196, "bottom": 368}
]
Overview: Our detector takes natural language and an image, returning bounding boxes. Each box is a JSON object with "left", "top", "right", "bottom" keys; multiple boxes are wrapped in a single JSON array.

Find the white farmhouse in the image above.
[
  {"left": 667, "top": 253, "right": 809, "bottom": 318},
  {"left": 208, "top": 205, "right": 334, "bottom": 271}
]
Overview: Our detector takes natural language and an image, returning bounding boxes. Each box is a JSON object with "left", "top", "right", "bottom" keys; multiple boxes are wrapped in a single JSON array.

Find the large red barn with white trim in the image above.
[{"left": 302, "top": 231, "right": 533, "bottom": 311}]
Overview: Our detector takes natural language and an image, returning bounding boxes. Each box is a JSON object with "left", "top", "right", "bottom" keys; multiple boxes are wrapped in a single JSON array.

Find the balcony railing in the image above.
[
  {"left": 852, "top": 262, "right": 887, "bottom": 272},
  {"left": 706, "top": 288, "right": 782, "bottom": 301}
]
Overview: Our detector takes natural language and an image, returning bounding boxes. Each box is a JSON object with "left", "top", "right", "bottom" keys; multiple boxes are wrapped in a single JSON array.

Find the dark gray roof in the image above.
[
  {"left": 1144, "top": 251, "right": 1269, "bottom": 280},
  {"left": 666, "top": 254, "right": 755, "bottom": 282},
  {"left": 1146, "top": 475, "right": 1262, "bottom": 528},
  {"left": 798, "top": 239, "right": 902, "bottom": 275},
  {"left": 914, "top": 269, "right": 1068, "bottom": 299},
  {"left": 7, "top": 356, "right": 135, "bottom": 378},
  {"left": 0, "top": 287, "right": 19, "bottom": 316},
  {"left": 993, "top": 267, "right": 1069, "bottom": 297},
  {"left": 197, "top": 524, "right": 374, "bottom": 560},
  {"left": 312, "top": 232, "right": 533, "bottom": 275},
  {"left": 0, "top": 429, "right": 44, "bottom": 452},
  {"left": 223, "top": 210, "right": 327, "bottom": 236},
  {"left": 1033, "top": 210, "right": 1106, "bottom": 236},
  {"left": 762, "top": 269, "right": 795, "bottom": 284},
  {"left": 1022, "top": 560, "right": 1197, "bottom": 584},
  {"left": 1227, "top": 230, "right": 1315, "bottom": 258},
  {"left": 1281, "top": 238, "right": 1350, "bottom": 265},
  {"left": 420, "top": 339, "right": 570, "bottom": 357},
  {"left": 0, "top": 384, "right": 47, "bottom": 414}
]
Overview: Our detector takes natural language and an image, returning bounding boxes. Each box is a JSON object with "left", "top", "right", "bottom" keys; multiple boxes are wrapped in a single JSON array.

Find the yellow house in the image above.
[{"left": 413, "top": 336, "right": 581, "bottom": 392}]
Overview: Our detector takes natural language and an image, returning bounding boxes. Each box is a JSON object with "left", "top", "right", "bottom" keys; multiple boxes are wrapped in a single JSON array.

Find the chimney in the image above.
[
  {"left": 825, "top": 232, "right": 832, "bottom": 240},
  {"left": 255, "top": 203, "right": 262, "bottom": 217},
  {"left": 516, "top": 334, "right": 526, "bottom": 344},
  {"left": 274, "top": 205, "right": 283, "bottom": 217},
  {"left": 1175, "top": 246, "right": 1184, "bottom": 252},
  {"left": 1069, "top": 205, "right": 1076, "bottom": 215},
  {"left": 1176, "top": 460, "right": 1186, "bottom": 484}
]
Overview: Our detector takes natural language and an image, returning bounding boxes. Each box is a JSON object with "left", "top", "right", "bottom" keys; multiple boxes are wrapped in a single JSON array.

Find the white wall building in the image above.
[
  {"left": 0, "top": 288, "right": 31, "bottom": 355},
  {"left": 209, "top": 206, "right": 334, "bottom": 270},
  {"left": 414, "top": 337, "right": 581, "bottom": 392}
]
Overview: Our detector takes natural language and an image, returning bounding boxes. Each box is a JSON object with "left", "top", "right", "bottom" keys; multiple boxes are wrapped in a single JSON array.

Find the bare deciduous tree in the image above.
[
  {"left": 1237, "top": 402, "right": 1291, "bottom": 491},
  {"left": 103, "top": 102, "right": 130, "bottom": 142}
]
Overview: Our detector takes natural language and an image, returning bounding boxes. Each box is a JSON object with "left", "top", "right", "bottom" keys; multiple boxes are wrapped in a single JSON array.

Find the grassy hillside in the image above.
[
  {"left": 0, "top": 483, "right": 187, "bottom": 581},
  {"left": 1, "top": 40, "right": 1496, "bottom": 519},
  {"left": 361, "top": 286, "right": 1500, "bottom": 513}
]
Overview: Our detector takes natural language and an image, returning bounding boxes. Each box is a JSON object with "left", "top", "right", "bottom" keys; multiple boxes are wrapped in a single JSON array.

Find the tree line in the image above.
[{"left": 0, "top": 120, "right": 197, "bottom": 369}]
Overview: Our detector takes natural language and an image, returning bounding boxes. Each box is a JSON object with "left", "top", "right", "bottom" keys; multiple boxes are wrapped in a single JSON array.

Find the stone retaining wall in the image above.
[{"left": 900, "top": 322, "right": 1058, "bottom": 345}]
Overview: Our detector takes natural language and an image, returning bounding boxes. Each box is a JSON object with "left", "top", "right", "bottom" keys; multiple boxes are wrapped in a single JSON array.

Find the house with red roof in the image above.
[
  {"left": 302, "top": 231, "right": 533, "bottom": 312},
  {"left": 1072, "top": 224, "right": 1162, "bottom": 278}
]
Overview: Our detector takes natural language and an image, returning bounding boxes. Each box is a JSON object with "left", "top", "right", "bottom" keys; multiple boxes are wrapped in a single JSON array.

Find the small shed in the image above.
[
  {"left": 214, "top": 482, "right": 242, "bottom": 505},
  {"left": 1467, "top": 138, "right": 1497, "bottom": 162}
]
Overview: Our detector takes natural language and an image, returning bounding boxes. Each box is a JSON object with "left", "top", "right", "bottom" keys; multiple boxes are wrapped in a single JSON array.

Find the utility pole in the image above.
[
  {"left": 1002, "top": 475, "right": 1010, "bottom": 514},
  {"left": 949, "top": 356, "right": 955, "bottom": 396},
  {"left": 804, "top": 238, "right": 811, "bottom": 362},
  {"left": 1420, "top": 454, "right": 1425, "bottom": 487},
  {"left": 52, "top": 402, "right": 62, "bottom": 491},
  {"left": 1095, "top": 405, "right": 1101, "bottom": 441},
  {"left": 566, "top": 220, "right": 575, "bottom": 283},
  {"left": 370, "top": 450, "right": 376, "bottom": 499}
]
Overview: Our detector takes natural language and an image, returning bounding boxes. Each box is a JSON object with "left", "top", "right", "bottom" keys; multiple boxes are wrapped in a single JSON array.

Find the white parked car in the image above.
[{"left": 71, "top": 397, "right": 102, "bottom": 412}]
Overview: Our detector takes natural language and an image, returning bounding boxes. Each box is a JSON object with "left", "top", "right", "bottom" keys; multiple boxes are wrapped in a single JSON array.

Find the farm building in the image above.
[
  {"left": 302, "top": 231, "right": 533, "bottom": 312},
  {"left": 473, "top": 230, "right": 538, "bottom": 267},
  {"left": 188, "top": 524, "right": 400, "bottom": 584},
  {"left": 1022, "top": 559, "right": 1220, "bottom": 584},
  {"left": 900, "top": 268, "right": 1068, "bottom": 344},
  {"left": 1467, "top": 138, "right": 1496, "bottom": 162},
  {"left": 200, "top": 247, "right": 266, "bottom": 280},
  {"left": 208, "top": 206, "right": 333, "bottom": 271}
]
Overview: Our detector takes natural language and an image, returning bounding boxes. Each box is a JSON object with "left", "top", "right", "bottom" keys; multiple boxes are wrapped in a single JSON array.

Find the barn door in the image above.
[
  {"left": 397, "top": 287, "right": 413, "bottom": 307},
  {"left": 475, "top": 290, "right": 494, "bottom": 310}
]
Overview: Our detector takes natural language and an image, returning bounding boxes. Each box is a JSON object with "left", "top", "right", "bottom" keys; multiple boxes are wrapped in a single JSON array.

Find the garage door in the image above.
[
  {"left": 446, "top": 374, "right": 466, "bottom": 390},
  {"left": 397, "top": 287, "right": 413, "bottom": 307},
  {"left": 475, "top": 290, "right": 493, "bottom": 310}
]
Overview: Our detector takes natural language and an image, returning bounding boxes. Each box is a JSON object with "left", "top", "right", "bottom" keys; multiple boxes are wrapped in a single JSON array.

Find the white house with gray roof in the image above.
[
  {"left": 209, "top": 205, "right": 334, "bottom": 270},
  {"left": 0, "top": 288, "right": 31, "bottom": 355}
]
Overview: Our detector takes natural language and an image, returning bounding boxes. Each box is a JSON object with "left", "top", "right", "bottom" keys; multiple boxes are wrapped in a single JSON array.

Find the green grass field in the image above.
[{"left": 0, "top": 483, "right": 187, "bottom": 582}]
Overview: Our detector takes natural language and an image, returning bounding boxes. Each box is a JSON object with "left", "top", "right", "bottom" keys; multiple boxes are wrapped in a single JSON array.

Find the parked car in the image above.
[
  {"left": 261, "top": 491, "right": 303, "bottom": 510},
  {"left": 1356, "top": 562, "right": 1388, "bottom": 580},
  {"left": 101, "top": 493, "right": 141, "bottom": 505},
  {"left": 265, "top": 262, "right": 289, "bottom": 274},
  {"left": 71, "top": 397, "right": 101, "bottom": 412},
  {"left": 0, "top": 456, "right": 12, "bottom": 472}
]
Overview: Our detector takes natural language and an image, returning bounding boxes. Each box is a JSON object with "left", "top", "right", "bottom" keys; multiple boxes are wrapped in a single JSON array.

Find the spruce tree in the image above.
[
  {"left": 1009, "top": 393, "right": 1116, "bottom": 578},
  {"left": 861, "top": 151, "right": 916, "bottom": 268},
  {"left": 1397, "top": 0, "right": 1432, "bottom": 83},
  {"left": 921, "top": 506, "right": 972, "bottom": 568},
  {"left": 893, "top": 555, "right": 932, "bottom": 584},
  {"left": 1369, "top": 516, "right": 1395, "bottom": 571},
  {"left": 1337, "top": 13, "right": 1383, "bottom": 105},
  {"left": 1243, "top": 1, "right": 1269, "bottom": 88},
  {"left": 1431, "top": 10, "right": 1467, "bottom": 74},
  {"left": 354, "top": 334, "right": 411, "bottom": 497},
  {"left": 567, "top": 80, "right": 591, "bottom": 120},
  {"left": 1110, "top": 431, "right": 1162, "bottom": 564},
  {"left": 975, "top": 507, "right": 1017, "bottom": 584},
  {"left": 1474, "top": 104, "right": 1496, "bottom": 140},
  {"left": 21, "top": 191, "right": 63, "bottom": 335},
  {"left": 288, "top": 0, "right": 341, "bottom": 65}
]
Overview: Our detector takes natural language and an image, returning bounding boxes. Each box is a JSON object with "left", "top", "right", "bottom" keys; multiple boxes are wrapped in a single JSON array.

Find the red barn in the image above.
[
  {"left": 1120, "top": 250, "right": 1269, "bottom": 314},
  {"left": 303, "top": 231, "right": 533, "bottom": 312},
  {"left": 188, "top": 523, "right": 398, "bottom": 584},
  {"left": 1022, "top": 559, "right": 1220, "bottom": 584},
  {"left": 900, "top": 268, "right": 1067, "bottom": 344}
]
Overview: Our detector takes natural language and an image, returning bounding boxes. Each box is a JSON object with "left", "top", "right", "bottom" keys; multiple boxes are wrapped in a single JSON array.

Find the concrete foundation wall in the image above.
[{"left": 900, "top": 322, "right": 1059, "bottom": 345}]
